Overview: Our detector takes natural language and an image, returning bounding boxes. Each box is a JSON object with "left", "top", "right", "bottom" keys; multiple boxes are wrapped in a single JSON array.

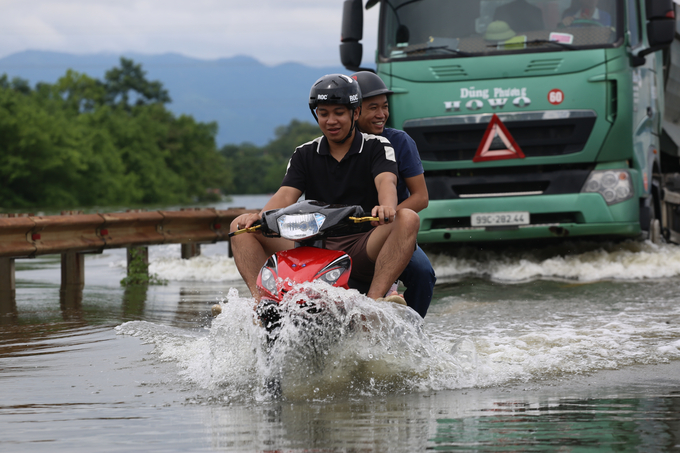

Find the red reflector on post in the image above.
[
  {"left": 666, "top": 10, "right": 675, "bottom": 18},
  {"left": 31, "top": 233, "right": 41, "bottom": 241},
  {"left": 100, "top": 229, "right": 109, "bottom": 236},
  {"left": 214, "top": 224, "right": 222, "bottom": 230}
]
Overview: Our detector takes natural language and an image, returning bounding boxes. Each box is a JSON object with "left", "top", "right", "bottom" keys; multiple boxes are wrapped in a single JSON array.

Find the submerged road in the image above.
[{"left": 2, "top": 196, "right": 680, "bottom": 451}]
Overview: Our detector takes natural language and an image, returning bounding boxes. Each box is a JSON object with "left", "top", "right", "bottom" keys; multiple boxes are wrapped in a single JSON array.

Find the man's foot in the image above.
[{"left": 376, "top": 295, "right": 407, "bottom": 306}]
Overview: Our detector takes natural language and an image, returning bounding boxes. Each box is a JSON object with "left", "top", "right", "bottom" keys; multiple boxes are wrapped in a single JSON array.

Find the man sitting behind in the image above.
[
  {"left": 230, "top": 74, "right": 420, "bottom": 304},
  {"left": 352, "top": 71, "right": 436, "bottom": 318}
]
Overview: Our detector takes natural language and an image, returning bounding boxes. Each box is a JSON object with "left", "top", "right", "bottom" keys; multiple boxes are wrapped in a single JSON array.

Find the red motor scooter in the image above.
[{"left": 228, "top": 200, "right": 379, "bottom": 342}]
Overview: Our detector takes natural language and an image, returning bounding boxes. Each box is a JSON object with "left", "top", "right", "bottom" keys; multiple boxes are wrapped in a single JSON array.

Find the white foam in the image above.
[
  {"left": 657, "top": 339, "right": 680, "bottom": 356},
  {"left": 149, "top": 255, "right": 242, "bottom": 282},
  {"left": 430, "top": 240, "right": 680, "bottom": 282},
  {"left": 109, "top": 239, "right": 680, "bottom": 284},
  {"left": 106, "top": 244, "right": 242, "bottom": 282}
]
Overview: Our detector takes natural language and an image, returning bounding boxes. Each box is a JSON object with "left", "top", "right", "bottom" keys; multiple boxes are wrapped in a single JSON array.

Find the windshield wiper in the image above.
[
  {"left": 525, "top": 39, "right": 578, "bottom": 50},
  {"left": 403, "top": 45, "right": 472, "bottom": 57},
  {"left": 487, "top": 39, "right": 577, "bottom": 51}
]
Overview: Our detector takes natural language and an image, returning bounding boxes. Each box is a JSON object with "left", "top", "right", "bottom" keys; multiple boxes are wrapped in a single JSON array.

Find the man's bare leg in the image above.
[
  {"left": 365, "top": 209, "right": 420, "bottom": 300},
  {"left": 230, "top": 219, "right": 293, "bottom": 301}
]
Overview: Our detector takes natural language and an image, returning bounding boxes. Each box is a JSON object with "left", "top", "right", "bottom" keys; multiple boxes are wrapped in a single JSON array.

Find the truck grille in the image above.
[
  {"left": 403, "top": 110, "right": 596, "bottom": 162},
  {"left": 425, "top": 163, "right": 595, "bottom": 200}
]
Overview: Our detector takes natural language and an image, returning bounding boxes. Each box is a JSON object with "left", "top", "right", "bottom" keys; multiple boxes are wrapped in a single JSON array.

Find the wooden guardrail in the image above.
[
  {"left": 0, "top": 207, "right": 257, "bottom": 258},
  {"left": 0, "top": 208, "right": 259, "bottom": 309}
]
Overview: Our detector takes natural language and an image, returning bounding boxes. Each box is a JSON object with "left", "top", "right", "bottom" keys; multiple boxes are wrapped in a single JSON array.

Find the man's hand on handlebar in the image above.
[
  {"left": 233, "top": 213, "right": 262, "bottom": 232},
  {"left": 371, "top": 205, "right": 397, "bottom": 227}
]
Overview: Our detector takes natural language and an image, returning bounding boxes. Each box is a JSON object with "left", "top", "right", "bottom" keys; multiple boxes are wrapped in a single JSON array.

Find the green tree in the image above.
[
  {"left": 0, "top": 58, "right": 230, "bottom": 210},
  {"left": 104, "top": 57, "right": 171, "bottom": 109},
  {"left": 220, "top": 119, "right": 320, "bottom": 194},
  {"left": 52, "top": 69, "right": 107, "bottom": 113},
  {"left": 0, "top": 72, "right": 138, "bottom": 207},
  {"left": 266, "top": 119, "right": 320, "bottom": 160},
  {"left": 164, "top": 114, "right": 229, "bottom": 201}
]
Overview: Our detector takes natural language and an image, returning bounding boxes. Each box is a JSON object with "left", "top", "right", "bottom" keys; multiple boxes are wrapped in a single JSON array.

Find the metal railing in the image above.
[
  {"left": 0, "top": 207, "right": 258, "bottom": 306},
  {"left": 0, "top": 207, "right": 256, "bottom": 258}
]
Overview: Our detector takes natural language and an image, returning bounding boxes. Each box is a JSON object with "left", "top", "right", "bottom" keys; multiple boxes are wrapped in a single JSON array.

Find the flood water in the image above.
[{"left": 2, "top": 195, "right": 680, "bottom": 452}]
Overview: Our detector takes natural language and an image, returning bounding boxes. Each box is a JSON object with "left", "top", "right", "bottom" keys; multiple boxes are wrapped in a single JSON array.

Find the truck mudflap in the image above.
[{"left": 661, "top": 174, "right": 680, "bottom": 244}]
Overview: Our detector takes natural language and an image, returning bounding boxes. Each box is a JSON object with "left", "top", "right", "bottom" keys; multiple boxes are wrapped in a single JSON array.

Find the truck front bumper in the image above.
[{"left": 417, "top": 193, "right": 641, "bottom": 243}]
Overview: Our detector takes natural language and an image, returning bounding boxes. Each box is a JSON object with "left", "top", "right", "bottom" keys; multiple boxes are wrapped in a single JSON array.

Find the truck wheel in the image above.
[
  {"left": 650, "top": 217, "right": 662, "bottom": 244},
  {"left": 641, "top": 189, "right": 663, "bottom": 244},
  {"left": 648, "top": 180, "right": 663, "bottom": 245}
]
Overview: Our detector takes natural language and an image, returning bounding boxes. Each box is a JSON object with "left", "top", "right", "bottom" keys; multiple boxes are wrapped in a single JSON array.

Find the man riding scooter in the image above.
[{"left": 230, "top": 74, "right": 420, "bottom": 307}]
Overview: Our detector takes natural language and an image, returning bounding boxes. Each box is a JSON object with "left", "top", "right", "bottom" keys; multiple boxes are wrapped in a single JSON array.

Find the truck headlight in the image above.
[{"left": 581, "top": 170, "right": 634, "bottom": 205}]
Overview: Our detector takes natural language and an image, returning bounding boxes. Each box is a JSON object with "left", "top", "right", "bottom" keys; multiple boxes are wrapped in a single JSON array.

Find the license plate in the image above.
[{"left": 471, "top": 211, "right": 530, "bottom": 227}]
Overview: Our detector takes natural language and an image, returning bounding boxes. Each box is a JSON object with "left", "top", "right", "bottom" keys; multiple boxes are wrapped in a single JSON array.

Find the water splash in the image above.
[
  {"left": 430, "top": 240, "right": 680, "bottom": 283},
  {"left": 114, "top": 240, "right": 680, "bottom": 401},
  {"left": 262, "top": 282, "right": 452, "bottom": 399},
  {"left": 116, "top": 279, "right": 680, "bottom": 401},
  {"left": 117, "top": 283, "right": 465, "bottom": 401}
]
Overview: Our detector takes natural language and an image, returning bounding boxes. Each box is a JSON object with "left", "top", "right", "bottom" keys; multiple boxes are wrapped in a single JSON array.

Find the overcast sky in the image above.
[{"left": 0, "top": 0, "right": 380, "bottom": 66}]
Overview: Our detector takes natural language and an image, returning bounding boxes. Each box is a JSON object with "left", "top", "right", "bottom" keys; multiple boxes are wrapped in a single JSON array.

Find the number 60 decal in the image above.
[{"left": 548, "top": 89, "right": 564, "bottom": 105}]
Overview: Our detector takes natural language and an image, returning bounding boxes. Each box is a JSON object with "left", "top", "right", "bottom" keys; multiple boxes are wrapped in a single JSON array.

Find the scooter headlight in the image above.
[
  {"left": 260, "top": 267, "right": 278, "bottom": 294},
  {"left": 316, "top": 256, "right": 351, "bottom": 285},
  {"left": 320, "top": 268, "right": 344, "bottom": 284},
  {"left": 581, "top": 170, "right": 634, "bottom": 205},
  {"left": 277, "top": 213, "right": 326, "bottom": 240}
]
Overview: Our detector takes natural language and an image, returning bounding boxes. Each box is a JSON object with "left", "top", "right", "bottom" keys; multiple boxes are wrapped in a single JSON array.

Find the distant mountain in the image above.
[{"left": 0, "top": 50, "right": 352, "bottom": 146}]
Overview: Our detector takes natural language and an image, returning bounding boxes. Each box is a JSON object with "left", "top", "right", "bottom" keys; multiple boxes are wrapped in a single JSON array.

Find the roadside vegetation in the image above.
[
  {"left": 219, "top": 119, "right": 319, "bottom": 194},
  {"left": 0, "top": 58, "right": 320, "bottom": 210}
]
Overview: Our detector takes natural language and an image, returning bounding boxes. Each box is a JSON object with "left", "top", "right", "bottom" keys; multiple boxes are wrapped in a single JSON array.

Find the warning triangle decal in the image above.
[{"left": 473, "top": 114, "right": 525, "bottom": 163}]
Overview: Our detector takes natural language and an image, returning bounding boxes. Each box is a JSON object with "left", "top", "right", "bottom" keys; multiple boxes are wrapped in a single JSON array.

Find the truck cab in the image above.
[{"left": 341, "top": 0, "right": 678, "bottom": 244}]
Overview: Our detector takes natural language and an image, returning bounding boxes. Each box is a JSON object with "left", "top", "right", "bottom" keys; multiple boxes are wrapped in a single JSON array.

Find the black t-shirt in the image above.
[{"left": 281, "top": 131, "right": 398, "bottom": 213}]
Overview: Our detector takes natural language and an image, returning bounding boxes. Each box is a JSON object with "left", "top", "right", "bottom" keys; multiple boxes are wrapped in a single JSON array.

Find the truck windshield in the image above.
[{"left": 380, "top": 0, "right": 622, "bottom": 60}]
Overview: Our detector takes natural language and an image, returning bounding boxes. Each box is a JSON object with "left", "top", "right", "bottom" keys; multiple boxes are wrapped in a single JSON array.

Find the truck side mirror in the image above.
[
  {"left": 646, "top": 0, "right": 675, "bottom": 47},
  {"left": 646, "top": 0, "right": 674, "bottom": 19},
  {"left": 340, "top": 0, "right": 364, "bottom": 71},
  {"left": 647, "top": 17, "right": 675, "bottom": 48},
  {"left": 634, "top": 0, "right": 676, "bottom": 63}
]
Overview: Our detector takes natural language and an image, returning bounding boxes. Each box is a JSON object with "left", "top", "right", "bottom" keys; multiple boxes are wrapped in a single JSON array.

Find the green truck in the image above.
[{"left": 340, "top": 0, "right": 680, "bottom": 244}]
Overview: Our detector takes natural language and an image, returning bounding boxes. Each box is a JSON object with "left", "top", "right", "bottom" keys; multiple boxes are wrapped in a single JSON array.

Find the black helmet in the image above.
[
  {"left": 309, "top": 74, "right": 362, "bottom": 143},
  {"left": 309, "top": 74, "right": 362, "bottom": 111},
  {"left": 351, "top": 71, "right": 393, "bottom": 99}
]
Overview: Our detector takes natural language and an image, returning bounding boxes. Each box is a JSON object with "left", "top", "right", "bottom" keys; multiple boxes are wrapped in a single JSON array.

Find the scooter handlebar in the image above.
[
  {"left": 349, "top": 215, "right": 380, "bottom": 223},
  {"left": 228, "top": 221, "right": 262, "bottom": 237},
  {"left": 229, "top": 202, "right": 374, "bottom": 239},
  {"left": 229, "top": 215, "right": 378, "bottom": 237}
]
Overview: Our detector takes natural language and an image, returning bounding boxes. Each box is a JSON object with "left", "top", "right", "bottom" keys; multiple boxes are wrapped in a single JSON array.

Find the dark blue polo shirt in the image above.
[
  {"left": 282, "top": 131, "right": 398, "bottom": 213},
  {"left": 381, "top": 128, "right": 424, "bottom": 204}
]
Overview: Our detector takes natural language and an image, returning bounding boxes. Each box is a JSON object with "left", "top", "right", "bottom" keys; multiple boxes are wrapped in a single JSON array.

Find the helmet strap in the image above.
[{"left": 339, "top": 109, "right": 356, "bottom": 144}]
